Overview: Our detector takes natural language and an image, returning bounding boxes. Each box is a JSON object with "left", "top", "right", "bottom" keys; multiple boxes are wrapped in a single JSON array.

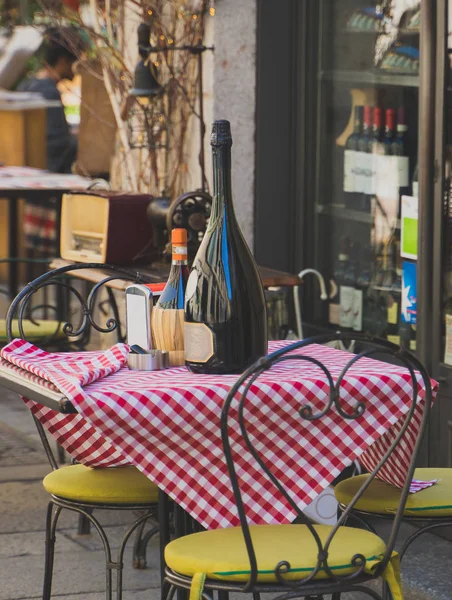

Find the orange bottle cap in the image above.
[
  {"left": 171, "top": 228, "right": 187, "bottom": 244},
  {"left": 171, "top": 228, "right": 187, "bottom": 261}
]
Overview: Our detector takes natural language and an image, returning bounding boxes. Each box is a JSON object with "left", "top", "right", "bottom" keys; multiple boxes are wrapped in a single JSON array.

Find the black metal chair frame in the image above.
[
  {"left": 164, "top": 332, "right": 433, "bottom": 600},
  {"left": 6, "top": 263, "right": 164, "bottom": 600}
]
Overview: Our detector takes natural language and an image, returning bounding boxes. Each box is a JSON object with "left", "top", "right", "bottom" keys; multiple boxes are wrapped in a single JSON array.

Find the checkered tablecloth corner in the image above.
[
  {"left": 1, "top": 339, "right": 131, "bottom": 468},
  {"left": 0, "top": 338, "right": 438, "bottom": 530}
]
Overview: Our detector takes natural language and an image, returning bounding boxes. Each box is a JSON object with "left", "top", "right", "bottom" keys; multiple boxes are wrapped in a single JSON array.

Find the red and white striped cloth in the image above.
[{"left": 0, "top": 339, "right": 438, "bottom": 530}]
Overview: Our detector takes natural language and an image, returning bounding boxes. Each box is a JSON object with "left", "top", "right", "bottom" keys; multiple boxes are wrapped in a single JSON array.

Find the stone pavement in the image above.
[{"left": 0, "top": 384, "right": 451, "bottom": 600}]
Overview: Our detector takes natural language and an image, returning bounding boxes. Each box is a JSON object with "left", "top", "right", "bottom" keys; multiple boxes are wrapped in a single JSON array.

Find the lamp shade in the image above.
[{"left": 130, "top": 59, "right": 162, "bottom": 99}]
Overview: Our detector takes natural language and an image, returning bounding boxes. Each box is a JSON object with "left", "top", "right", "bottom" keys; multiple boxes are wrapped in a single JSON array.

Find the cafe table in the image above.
[
  {"left": 0, "top": 166, "right": 92, "bottom": 298},
  {"left": 0, "top": 338, "right": 438, "bottom": 528}
]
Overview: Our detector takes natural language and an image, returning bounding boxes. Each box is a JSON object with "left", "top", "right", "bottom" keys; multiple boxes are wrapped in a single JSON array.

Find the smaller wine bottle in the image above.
[
  {"left": 344, "top": 105, "right": 363, "bottom": 194},
  {"left": 339, "top": 239, "right": 355, "bottom": 330},
  {"left": 392, "top": 107, "right": 410, "bottom": 196},
  {"left": 152, "top": 228, "right": 190, "bottom": 366},
  {"left": 383, "top": 108, "right": 396, "bottom": 155},
  {"left": 356, "top": 106, "right": 373, "bottom": 194}
]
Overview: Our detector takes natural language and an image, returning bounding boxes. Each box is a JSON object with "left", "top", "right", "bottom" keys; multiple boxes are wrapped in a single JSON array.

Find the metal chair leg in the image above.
[
  {"left": 381, "top": 580, "right": 391, "bottom": 600},
  {"left": 42, "top": 502, "right": 62, "bottom": 600},
  {"left": 56, "top": 443, "right": 66, "bottom": 464},
  {"left": 132, "top": 519, "right": 148, "bottom": 568},
  {"left": 159, "top": 491, "right": 172, "bottom": 600},
  {"left": 133, "top": 519, "right": 160, "bottom": 569},
  {"left": 116, "top": 510, "right": 157, "bottom": 600},
  {"left": 77, "top": 511, "right": 92, "bottom": 535}
]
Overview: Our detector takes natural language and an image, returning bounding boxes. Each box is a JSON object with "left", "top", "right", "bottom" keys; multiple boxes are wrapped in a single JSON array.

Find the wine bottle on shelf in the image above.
[
  {"left": 357, "top": 245, "right": 373, "bottom": 333},
  {"left": 329, "top": 236, "right": 350, "bottom": 326},
  {"left": 391, "top": 107, "right": 410, "bottom": 197},
  {"left": 412, "top": 162, "right": 419, "bottom": 197},
  {"left": 391, "top": 108, "right": 407, "bottom": 156},
  {"left": 152, "top": 228, "right": 190, "bottom": 366},
  {"left": 344, "top": 105, "right": 363, "bottom": 203},
  {"left": 356, "top": 105, "right": 373, "bottom": 196},
  {"left": 383, "top": 108, "right": 396, "bottom": 155},
  {"left": 369, "top": 107, "right": 384, "bottom": 198},
  {"left": 184, "top": 119, "right": 267, "bottom": 374},
  {"left": 350, "top": 242, "right": 365, "bottom": 332},
  {"left": 339, "top": 239, "right": 355, "bottom": 330}
]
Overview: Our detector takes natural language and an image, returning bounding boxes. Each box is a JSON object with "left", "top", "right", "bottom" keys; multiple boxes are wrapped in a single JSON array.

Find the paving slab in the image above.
[
  {"left": 0, "top": 529, "right": 81, "bottom": 558},
  {"left": 0, "top": 544, "right": 161, "bottom": 600}
]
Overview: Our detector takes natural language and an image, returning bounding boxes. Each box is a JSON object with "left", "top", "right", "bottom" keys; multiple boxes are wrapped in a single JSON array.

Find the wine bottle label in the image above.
[
  {"left": 329, "top": 302, "right": 340, "bottom": 326},
  {"left": 339, "top": 286, "right": 354, "bottom": 328},
  {"left": 387, "top": 335, "right": 401, "bottom": 346},
  {"left": 360, "top": 153, "right": 373, "bottom": 195},
  {"left": 376, "top": 155, "right": 399, "bottom": 197},
  {"left": 343, "top": 150, "right": 356, "bottom": 192},
  {"left": 397, "top": 156, "right": 409, "bottom": 188},
  {"left": 352, "top": 289, "right": 363, "bottom": 332},
  {"left": 184, "top": 322, "right": 214, "bottom": 363},
  {"left": 354, "top": 151, "right": 365, "bottom": 193}
]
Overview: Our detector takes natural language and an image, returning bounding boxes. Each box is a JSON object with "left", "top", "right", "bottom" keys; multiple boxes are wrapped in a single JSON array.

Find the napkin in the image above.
[{"left": 0, "top": 338, "right": 130, "bottom": 467}]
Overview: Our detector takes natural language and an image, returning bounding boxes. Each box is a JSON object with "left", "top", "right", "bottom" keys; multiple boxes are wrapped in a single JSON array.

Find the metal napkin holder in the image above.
[{"left": 127, "top": 349, "right": 169, "bottom": 371}]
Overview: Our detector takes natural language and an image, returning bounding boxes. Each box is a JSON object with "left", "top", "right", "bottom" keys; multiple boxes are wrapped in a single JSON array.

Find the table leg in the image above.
[
  {"left": 158, "top": 490, "right": 171, "bottom": 600},
  {"left": 7, "top": 195, "right": 18, "bottom": 299},
  {"left": 173, "top": 504, "right": 189, "bottom": 600}
]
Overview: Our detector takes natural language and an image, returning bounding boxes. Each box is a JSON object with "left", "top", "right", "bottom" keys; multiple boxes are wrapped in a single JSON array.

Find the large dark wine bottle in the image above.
[{"left": 184, "top": 120, "right": 267, "bottom": 374}]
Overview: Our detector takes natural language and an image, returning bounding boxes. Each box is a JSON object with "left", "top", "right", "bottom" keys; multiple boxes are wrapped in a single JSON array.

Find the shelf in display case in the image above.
[
  {"left": 317, "top": 204, "right": 401, "bottom": 229},
  {"left": 319, "top": 70, "right": 419, "bottom": 88},
  {"left": 371, "top": 285, "right": 402, "bottom": 294},
  {"left": 316, "top": 204, "right": 374, "bottom": 224},
  {"left": 343, "top": 28, "right": 419, "bottom": 37}
]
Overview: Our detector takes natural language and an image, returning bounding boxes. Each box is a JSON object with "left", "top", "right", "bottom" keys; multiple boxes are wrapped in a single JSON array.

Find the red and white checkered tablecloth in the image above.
[{"left": 0, "top": 339, "right": 438, "bottom": 530}]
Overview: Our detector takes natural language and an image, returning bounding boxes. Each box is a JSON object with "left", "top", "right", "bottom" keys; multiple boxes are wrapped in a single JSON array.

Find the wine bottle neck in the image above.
[{"left": 211, "top": 144, "right": 234, "bottom": 220}]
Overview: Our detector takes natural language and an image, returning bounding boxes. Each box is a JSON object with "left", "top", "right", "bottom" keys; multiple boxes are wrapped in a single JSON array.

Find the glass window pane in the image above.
[{"left": 312, "top": 0, "right": 419, "bottom": 350}]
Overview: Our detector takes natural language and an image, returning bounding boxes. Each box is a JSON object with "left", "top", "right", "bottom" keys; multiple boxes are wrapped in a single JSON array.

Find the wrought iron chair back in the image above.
[
  {"left": 220, "top": 331, "right": 433, "bottom": 593},
  {"left": 5, "top": 262, "right": 154, "bottom": 469}
]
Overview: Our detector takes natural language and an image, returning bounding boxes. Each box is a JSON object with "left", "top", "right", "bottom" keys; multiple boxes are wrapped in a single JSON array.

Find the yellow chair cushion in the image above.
[
  {"left": 0, "top": 319, "right": 66, "bottom": 343},
  {"left": 165, "top": 523, "right": 387, "bottom": 583},
  {"left": 335, "top": 468, "right": 452, "bottom": 517},
  {"left": 43, "top": 464, "right": 159, "bottom": 505}
]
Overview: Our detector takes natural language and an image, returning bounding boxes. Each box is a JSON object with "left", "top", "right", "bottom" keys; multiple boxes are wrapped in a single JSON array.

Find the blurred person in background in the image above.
[{"left": 18, "top": 27, "right": 82, "bottom": 173}]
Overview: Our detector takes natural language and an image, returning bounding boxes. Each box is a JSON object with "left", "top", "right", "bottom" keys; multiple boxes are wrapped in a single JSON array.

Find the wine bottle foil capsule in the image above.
[
  {"left": 128, "top": 350, "right": 169, "bottom": 371},
  {"left": 211, "top": 119, "right": 232, "bottom": 146}
]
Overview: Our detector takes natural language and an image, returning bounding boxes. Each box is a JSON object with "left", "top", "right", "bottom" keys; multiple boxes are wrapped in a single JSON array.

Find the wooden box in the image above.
[{"left": 60, "top": 191, "right": 155, "bottom": 264}]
